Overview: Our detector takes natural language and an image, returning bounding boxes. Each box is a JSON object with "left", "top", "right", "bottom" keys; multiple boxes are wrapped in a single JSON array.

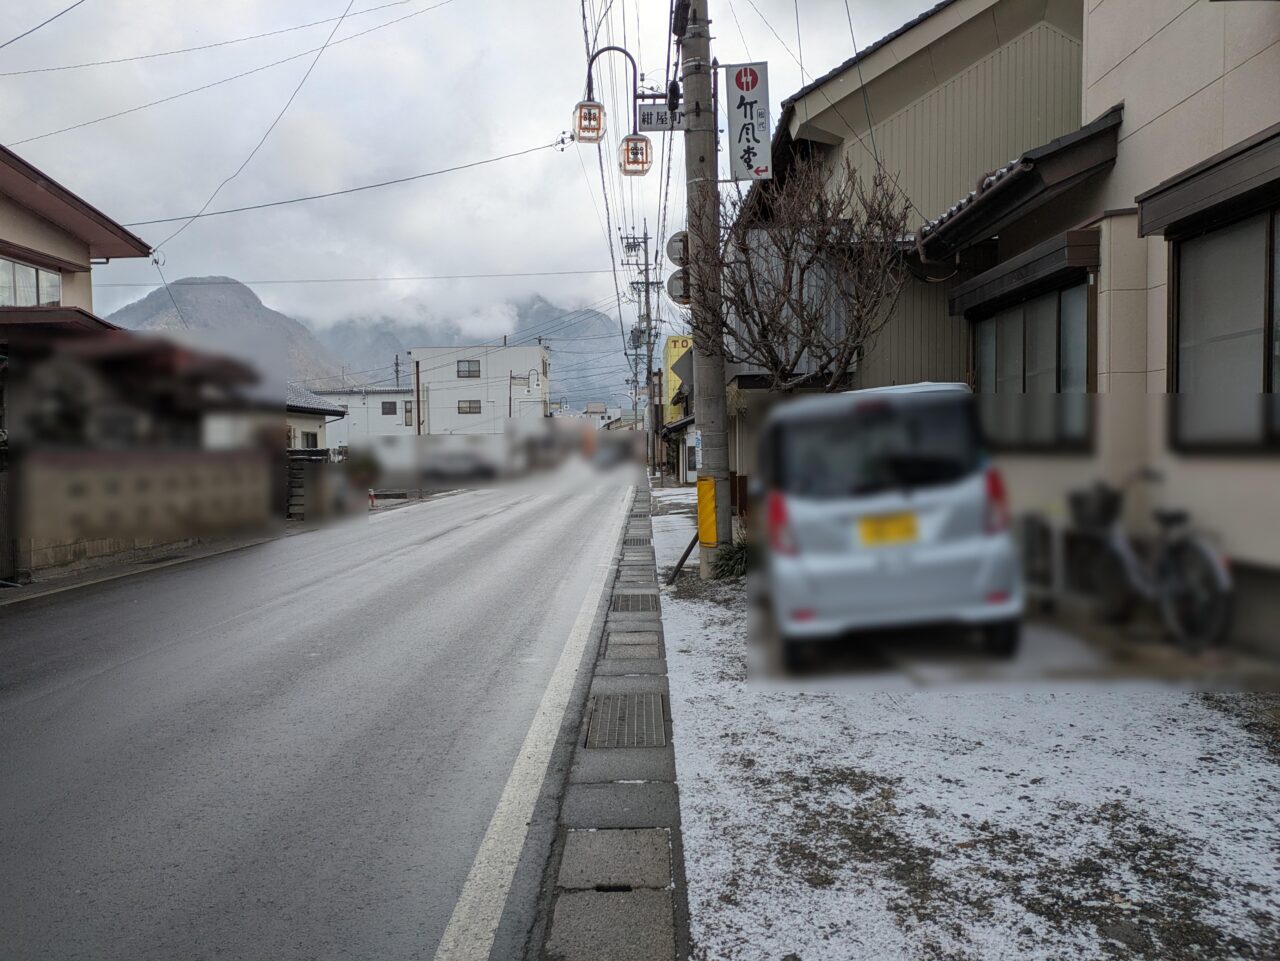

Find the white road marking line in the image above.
[{"left": 431, "top": 485, "right": 632, "bottom": 961}]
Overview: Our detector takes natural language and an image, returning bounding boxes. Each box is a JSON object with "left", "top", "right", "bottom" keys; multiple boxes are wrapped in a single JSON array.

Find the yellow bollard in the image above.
[{"left": 697, "top": 475, "right": 717, "bottom": 547}]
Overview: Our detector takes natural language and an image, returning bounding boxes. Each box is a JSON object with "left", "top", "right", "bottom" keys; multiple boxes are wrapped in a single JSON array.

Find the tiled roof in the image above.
[{"left": 287, "top": 382, "right": 347, "bottom": 416}]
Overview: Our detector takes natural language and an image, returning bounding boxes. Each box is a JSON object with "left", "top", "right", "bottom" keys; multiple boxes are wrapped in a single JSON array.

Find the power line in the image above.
[
  {"left": 580, "top": 0, "right": 632, "bottom": 365},
  {"left": 152, "top": 259, "right": 190, "bottom": 329},
  {"left": 0, "top": 0, "right": 90, "bottom": 52},
  {"left": 741, "top": 0, "right": 925, "bottom": 222},
  {"left": 122, "top": 142, "right": 564, "bottom": 227},
  {"left": 10, "top": 0, "right": 456, "bottom": 146},
  {"left": 726, "top": 0, "right": 752, "bottom": 59},
  {"left": 792, "top": 0, "right": 804, "bottom": 80},
  {"left": 94, "top": 267, "right": 615, "bottom": 289},
  {"left": 0, "top": 0, "right": 421, "bottom": 76},
  {"left": 843, "top": 0, "right": 879, "bottom": 164},
  {"left": 155, "top": 0, "right": 359, "bottom": 250}
]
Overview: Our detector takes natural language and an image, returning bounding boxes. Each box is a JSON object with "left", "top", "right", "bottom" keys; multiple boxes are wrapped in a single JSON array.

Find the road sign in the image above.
[
  {"left": 723, "top": 62, "right": 771, "bottom": 182},
  {"left": 638, "top": 101, "right": 685, "bottom": 132},
  {"left": 666, "top": 231, "right": 688, "bottom": 267},
  {"left": 666, "top": 268, "right": 691, "bottom": 306}
]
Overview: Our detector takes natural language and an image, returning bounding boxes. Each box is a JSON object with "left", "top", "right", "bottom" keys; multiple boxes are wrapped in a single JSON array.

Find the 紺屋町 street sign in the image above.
[
  {"left": 638, "top": 100, "right": 685, "bottom": 132},
  {"left": 723, "top": 62, "right": 771, "bottom": 181}
]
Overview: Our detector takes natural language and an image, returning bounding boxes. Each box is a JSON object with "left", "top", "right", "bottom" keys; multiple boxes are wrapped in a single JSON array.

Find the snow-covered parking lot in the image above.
[{"left": 650, "top": 486, "right": 1280, "bottom": 961}]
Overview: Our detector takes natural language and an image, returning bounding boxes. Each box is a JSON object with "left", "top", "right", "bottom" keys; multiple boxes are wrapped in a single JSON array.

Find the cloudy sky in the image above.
[{"left": 3, "top": 0, "right": 933, "bottom": 336}]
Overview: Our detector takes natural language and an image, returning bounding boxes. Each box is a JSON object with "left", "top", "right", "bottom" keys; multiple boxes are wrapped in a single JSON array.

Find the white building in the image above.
[
  {"left": 313, "top": 386, "right": 415, "bottom": 448},
  {"left": 406, "top": 344, "right": 550, "bottom": 435},
  {"left": 582, "top": 402, "right": 623, "bottom": 429}
]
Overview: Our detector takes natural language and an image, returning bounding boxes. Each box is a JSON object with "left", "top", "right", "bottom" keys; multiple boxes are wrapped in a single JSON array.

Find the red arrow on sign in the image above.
[{"left": 754, "top": 166, "right": 770, "bottom": 175}]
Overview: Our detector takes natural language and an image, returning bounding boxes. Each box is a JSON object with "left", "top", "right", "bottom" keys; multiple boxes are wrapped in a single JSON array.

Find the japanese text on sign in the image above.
[
  {"left": 723, "top": 62, "right": 771, "bottom": 181},
  {"left": 638, "top": 101, "right": 685, "bottom": 132}
]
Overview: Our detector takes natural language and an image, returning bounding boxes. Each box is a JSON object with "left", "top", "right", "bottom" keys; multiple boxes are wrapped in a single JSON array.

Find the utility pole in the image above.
[
  {"left": 622, "top": 222, "right": 660, "bottom": 469},
  {"left": 681, "top": 1, "right": 731, "bottom": 577},
  {"left": 394, "top": 353, "right": 400, "bottom": 388}
]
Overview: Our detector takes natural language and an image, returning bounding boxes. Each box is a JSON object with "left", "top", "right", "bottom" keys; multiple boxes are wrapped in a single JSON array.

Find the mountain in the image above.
[
  {"left": 107, "top": 277, "right": 340, "bottom": 387},
  {"left": 108, "top": 280, "right": 633, "bottom": 406},
  {"left": 309, "top": 295, "right": 631, "bottom": 404}
]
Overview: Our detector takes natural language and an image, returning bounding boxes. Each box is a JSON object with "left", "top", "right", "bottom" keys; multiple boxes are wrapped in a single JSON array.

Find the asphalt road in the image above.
[{"left": 0, "top": 466, "right": 632, "bottom": 961}]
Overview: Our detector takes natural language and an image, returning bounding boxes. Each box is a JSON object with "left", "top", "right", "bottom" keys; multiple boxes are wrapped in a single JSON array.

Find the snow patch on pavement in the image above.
[{"left": 650, "top": 488, "right": 1280, "bottom": 961}]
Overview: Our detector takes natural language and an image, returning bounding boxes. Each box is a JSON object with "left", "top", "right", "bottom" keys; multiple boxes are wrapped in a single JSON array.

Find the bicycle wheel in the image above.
[{"left": 1158, "top": 539, "right": 1232, "bottom": 650}]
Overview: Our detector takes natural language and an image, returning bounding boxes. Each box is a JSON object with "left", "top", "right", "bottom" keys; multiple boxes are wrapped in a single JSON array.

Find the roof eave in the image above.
[{"left": 0, "top": 145, "right": 152, "bottom": 259}]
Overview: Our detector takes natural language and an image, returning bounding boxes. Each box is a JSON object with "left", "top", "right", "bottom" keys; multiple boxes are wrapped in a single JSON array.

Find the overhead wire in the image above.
[
  {"left": 9, "top": 0, "right": 458, "bottom": 146},
  {"left": 741, "top": 0, "right": 925, "bottom": 221},
  {"left": 122, "top": 141, "right": 564, "bottom": 227},
  {"left": 0, "top": 0, "right": 422, "bottom": 75},
  {"left": 0, "top": 0, "right": 90, "bottom": 52},
  {"left": 95, "top": 267, "right": 614, "bottom": 289},
  {"left": 154, "top": 0, "right": 359, "bottom": 250}
]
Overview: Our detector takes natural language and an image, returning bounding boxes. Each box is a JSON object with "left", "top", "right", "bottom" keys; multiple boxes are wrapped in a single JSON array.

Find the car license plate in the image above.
[{"left": 858, "top": 513, "right": 918, "bottom": 547}]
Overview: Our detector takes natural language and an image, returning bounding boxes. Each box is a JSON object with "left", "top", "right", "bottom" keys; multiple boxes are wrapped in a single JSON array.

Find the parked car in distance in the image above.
[{"left": 756, "top": 382, "right": 1024, "bottom": 666}]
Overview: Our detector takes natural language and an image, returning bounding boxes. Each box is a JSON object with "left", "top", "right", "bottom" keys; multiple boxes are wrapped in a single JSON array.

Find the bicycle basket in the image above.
[{"left": 1068, "top": 484, "right": 1122, "bottom": 530}]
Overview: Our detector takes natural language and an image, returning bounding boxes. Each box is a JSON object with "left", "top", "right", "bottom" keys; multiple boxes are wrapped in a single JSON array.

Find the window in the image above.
[
  {"left": 0, "top": 258, "right": 61, "bottom": 307},
  {"left": 1172, "top": 209, "right": 1278, "bottom": 448},
  {"left": 301, "top": 431, "right": 319, "bottom": 449},
  {"left": 457, "top": 359, "right": 480, "bottom": 378},
  {"left": 381, "top": 401, "right": 398, "bottom": 416},
  {"left": 973, "top": 283, "right": 1091, "bottom": 449},
  {"left": 38, "top": 269, "right": 60, "bottom": 306},
  {"left": 404, "top": 400, "right": 413, "bottom": 427},
  {"left": 458, "top": 400, "right": 482, "bottom": 414}
]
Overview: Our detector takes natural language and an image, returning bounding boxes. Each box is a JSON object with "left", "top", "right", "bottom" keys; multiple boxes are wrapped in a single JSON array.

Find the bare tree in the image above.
[{"left": 694, "top": 156, "right": 911, "bottom": 392}]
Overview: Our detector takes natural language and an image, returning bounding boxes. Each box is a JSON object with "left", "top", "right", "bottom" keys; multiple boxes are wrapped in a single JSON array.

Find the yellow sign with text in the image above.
[{"left": 664, "top": 335, "right": 693, "bottom": 425}]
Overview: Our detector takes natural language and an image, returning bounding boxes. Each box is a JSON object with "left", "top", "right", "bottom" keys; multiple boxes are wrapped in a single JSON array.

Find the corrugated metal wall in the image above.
[
  {"left": 857, "top": 280, "right": 970, "bottom": 388},
  {"left": 849, "top": 22, "right": 1083, "bottom": 387}
]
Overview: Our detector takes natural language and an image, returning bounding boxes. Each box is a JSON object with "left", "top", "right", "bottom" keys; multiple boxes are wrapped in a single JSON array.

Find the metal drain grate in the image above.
[
  {"left": 623, "top": 537, "right": 651, "bottom": 547},
  {"left": 612, "top": 592, "right": 659, "bottom": 612},
  {"left": 585, "top": 694, "right": 666, "bottom": 748}
]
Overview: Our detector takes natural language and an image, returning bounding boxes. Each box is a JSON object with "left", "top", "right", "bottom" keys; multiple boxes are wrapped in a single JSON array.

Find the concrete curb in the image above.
[{"left": 531, "top": 480, "right": 692, "bottom": 961}]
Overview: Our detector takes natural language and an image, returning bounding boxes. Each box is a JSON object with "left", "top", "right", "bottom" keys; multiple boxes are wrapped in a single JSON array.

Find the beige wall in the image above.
[
  {"left": 286, "top": 412, "right": 331, "bottom": 449},
  {"left": 1083, "top": 1, "right": 1280, "bottom": 568},
  {"left": 0, "top": 191, "right": 93, "bottom": 312}
]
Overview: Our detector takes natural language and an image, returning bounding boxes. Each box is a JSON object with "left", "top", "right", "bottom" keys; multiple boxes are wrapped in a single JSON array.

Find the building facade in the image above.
[
  {"left": 313, "top": 386, "right": 415, "bottom": 449},
  {"left": 775, "top": 0, "right": 1279, "bottom": 651},
  {"left": 406, "top": 344, "right": 550, "bottom": 435}
]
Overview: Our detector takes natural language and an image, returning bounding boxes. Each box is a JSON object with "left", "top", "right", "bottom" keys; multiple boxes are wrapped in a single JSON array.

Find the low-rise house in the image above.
[
  {"left": 285, "top": 384, "right": 346, "bottom": 450},
  {"left": 0, "top": 144, "right": 277, "bottom": 579},
  {"left": 739, "top": 0, "right": 1279, "bottom": 652},
  {"left": 726, "top": 0, "right": 1088, "bottom": 504},
  {"left": 911, "top": 0, "right": 1280, "bottom": 652},
  {"left": 314, "top": 386, "right": 414, "bottom": 449}
]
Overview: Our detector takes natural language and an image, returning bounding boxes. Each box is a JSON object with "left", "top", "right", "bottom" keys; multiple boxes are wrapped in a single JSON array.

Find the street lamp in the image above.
[
  {"left": 573, "top": 46, "right": 653, "bottom": 177},
  {"left": 573, "top": 100, "right": 606, "bottom": 144}
]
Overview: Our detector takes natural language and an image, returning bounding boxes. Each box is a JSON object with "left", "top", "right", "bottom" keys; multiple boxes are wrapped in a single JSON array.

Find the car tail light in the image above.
[
  {"left": 766, "top": 490, "right": 798, "bottom": 555},
  {"left": 985, "top": 467, "right": 1010, "bottom": 534}
]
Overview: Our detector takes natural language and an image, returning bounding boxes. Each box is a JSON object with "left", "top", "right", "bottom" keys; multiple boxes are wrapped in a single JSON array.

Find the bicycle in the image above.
[{"left": 1068, "top": 468, "right": 1233, "bottom": 650}]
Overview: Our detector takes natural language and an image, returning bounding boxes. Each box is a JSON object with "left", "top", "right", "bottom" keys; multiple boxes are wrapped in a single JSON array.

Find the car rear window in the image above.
[{"left": 778, "top": 397, "right": 981, "bottom": 498}]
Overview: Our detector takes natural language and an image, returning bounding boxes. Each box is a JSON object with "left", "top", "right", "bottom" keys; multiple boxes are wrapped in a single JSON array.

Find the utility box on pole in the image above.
[{"left": 681, "top": 2, "right": 732, "bottom": 577}]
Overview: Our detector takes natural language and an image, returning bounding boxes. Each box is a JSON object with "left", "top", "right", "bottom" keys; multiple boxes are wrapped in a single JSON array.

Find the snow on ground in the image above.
[{"left": 651, "top": 486, "right": 1280, "bottom": 961}]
